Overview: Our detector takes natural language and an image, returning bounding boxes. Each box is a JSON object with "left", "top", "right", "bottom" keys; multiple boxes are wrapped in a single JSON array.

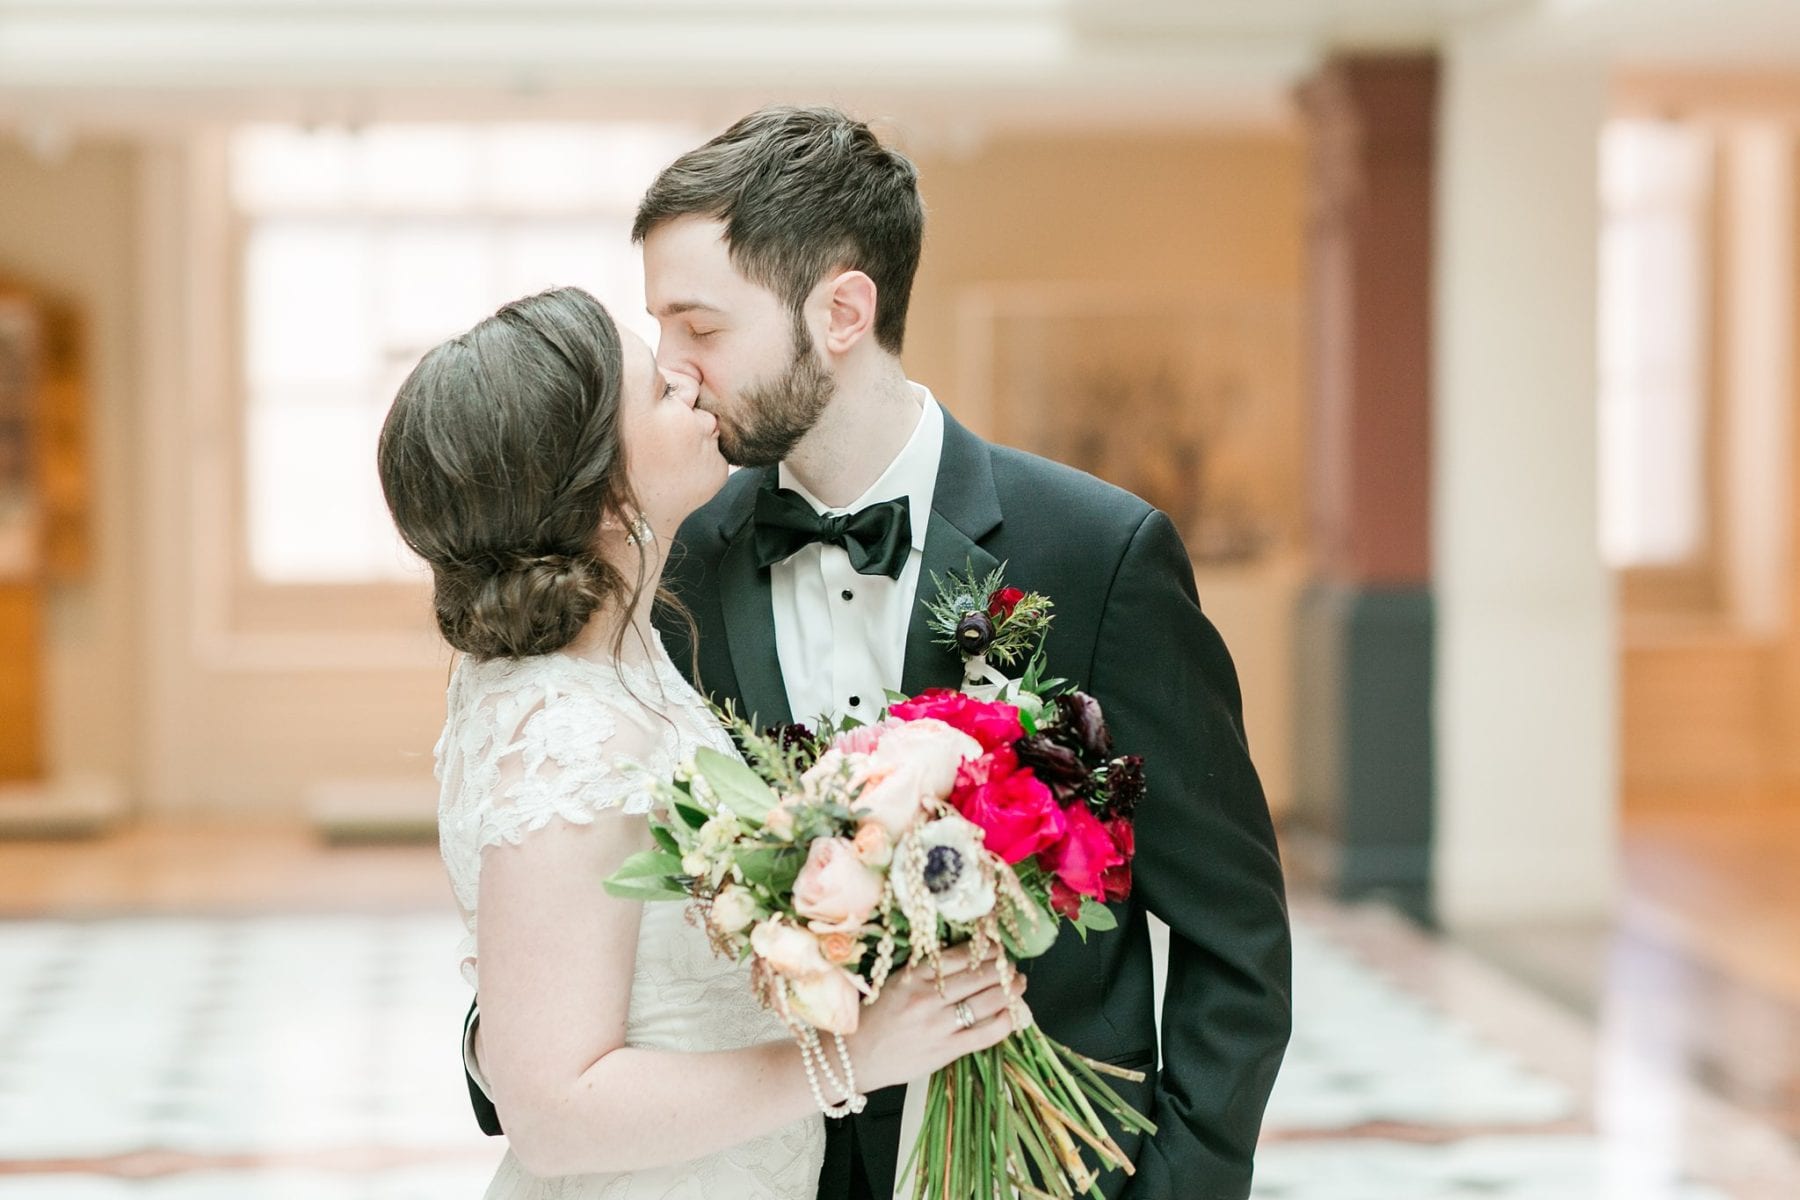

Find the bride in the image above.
[{"left": 376, "top": 287, "right": 1025, "bottom": 1199}]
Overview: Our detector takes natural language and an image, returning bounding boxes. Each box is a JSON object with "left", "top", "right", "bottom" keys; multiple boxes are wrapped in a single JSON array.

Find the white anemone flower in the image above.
[{"left": 893, "top": 815, "right": 996, "bottom": 923}]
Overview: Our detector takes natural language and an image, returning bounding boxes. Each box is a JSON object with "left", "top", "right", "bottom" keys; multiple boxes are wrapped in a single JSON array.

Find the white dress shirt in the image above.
[{"left": 770, "top": 385, "right": 945, "bottom": 728}]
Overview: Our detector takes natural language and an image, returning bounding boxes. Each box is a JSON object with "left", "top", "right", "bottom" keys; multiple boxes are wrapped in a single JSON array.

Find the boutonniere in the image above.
[{"left": 923, "top": 563, "right": 1058, "bottom": 702}]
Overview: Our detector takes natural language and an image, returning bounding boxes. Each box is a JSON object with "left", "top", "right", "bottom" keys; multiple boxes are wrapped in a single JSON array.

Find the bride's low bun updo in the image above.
[
  {"left": 377, "top": 288, "right": 641, "bottom": 661},
  {"left": 434, "top": 550, "right": 621, "bottom": 661}
]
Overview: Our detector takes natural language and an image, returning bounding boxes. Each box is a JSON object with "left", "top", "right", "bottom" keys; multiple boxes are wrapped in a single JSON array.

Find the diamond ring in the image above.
[{"left": 954, "top": 1001, "right": 976, "bottom": 1030}]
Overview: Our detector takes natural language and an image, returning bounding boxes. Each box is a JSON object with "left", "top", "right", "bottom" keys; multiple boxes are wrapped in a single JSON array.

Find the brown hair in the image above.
[
  {"left": 632, "top": 105, "right": 924, "bottom": 354},
  {"left": 377, "top": 287, "right": 666, "bottom": 662}
]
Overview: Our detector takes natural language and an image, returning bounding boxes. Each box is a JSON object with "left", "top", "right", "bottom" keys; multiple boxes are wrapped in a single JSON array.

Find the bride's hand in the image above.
[{"left": 846, "top": 946, "right": 1030, "bottom": 1092}]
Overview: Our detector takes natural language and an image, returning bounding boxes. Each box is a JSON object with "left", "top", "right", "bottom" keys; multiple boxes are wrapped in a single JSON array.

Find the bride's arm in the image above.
[
  {"left": 474, "top": 804, "right": 1025, "bottom": 1179},
  {"left": 474, "top": 808, "right": 812, "bottom": 1176}
]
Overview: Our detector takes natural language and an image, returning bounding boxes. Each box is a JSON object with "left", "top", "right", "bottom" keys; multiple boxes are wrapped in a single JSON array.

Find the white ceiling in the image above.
[{"left": 1, "top": 0, "right": 1798, "bottom": 134}]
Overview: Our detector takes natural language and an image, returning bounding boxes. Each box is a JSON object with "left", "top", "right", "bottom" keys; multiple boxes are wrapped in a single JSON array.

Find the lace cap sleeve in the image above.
[{"left": 466, "top": 672, "right": 671, "bottom": 853}]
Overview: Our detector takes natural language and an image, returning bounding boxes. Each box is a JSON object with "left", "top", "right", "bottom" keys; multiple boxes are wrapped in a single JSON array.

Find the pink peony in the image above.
[
  {"left": 793, "top": 837, "right": 885, "bottom": 934},
  {"left": 889, "top": 690, "right": 1024, "bottom": 753},
  {"left": 850, "top": 720, "right": 981, "bottom": 838},
  {"left": 1039, "top": 802, "right": 1126, "bottom": 902},
  {"left": 953, "top": 752, "right": 1067, "bottom": 864},
  {"left": 831, "top": 719, "right": 899, "bottom": 757},
  {"left": 871, "top": 719, "right": 981, "bottom": 797}
]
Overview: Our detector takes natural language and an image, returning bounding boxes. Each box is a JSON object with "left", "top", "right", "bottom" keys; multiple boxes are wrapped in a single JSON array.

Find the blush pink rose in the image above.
[
  {"left": 793, "top": 837, "right": 885, "bottom": 934},
  {"left": 1039, "top": 802, "right": 1126, "bottom": 902},
  {"left": 889, "top": 690, "right": 1024, "bottom": 753}
]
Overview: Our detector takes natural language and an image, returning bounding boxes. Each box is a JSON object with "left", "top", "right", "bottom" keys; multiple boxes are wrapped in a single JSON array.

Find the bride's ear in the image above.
[{"left": 819, "top": 270, "right": 878, "bottom": 356}]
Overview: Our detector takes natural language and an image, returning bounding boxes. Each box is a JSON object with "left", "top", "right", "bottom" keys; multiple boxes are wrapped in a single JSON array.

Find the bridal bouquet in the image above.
[{"left": 605, "top": 568, "right": 1155, "bottom": 1198}]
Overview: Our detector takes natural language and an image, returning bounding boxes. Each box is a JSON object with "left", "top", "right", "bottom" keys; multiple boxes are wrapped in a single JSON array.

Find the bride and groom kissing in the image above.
[{"left": 377, "top": 105, "right": 1291, "bottom": 1200}]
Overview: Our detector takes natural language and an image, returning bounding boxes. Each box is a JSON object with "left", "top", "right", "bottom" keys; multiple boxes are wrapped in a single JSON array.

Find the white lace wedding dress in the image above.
[{"left": 435, "top": 635, "right": 826, "bottom": 1199}]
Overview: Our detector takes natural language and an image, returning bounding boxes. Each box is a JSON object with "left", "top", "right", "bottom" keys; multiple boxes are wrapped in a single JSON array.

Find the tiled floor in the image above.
[{"left": 0, "top": 826, "right": 1795, "bottom": 1197}]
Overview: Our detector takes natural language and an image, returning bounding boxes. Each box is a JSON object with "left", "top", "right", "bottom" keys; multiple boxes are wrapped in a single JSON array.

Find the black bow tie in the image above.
[{"left": 752, "top": 487, "right": 913, "bottom": 579}]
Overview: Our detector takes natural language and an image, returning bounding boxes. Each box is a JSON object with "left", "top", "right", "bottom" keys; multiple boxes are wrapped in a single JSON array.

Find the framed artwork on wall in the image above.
[{"left": 955, "top": 284, "right": 1303, "bottom": 566}]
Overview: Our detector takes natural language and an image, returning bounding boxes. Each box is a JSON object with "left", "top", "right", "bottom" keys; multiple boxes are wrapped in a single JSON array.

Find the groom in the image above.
[{"left": 634, "top": 106, "right": 1290, "bottom": 1199}]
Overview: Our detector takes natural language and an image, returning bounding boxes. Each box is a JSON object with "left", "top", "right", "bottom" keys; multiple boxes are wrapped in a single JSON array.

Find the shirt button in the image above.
[
  {"left": 848, "top": 695, "right": 862, "bottom": 708},
  {"left": 841, "top": 589, "right": 854, "bottom": 601}
]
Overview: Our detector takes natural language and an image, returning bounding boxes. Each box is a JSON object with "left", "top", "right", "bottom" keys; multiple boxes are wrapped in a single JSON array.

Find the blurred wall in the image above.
[
  {"left": 1620, "top": 134, "right": 1800, "bottom": 812},
  {"left": 6, "top": 124, "right": 1306, "bottom": 818},
  {"left": 0, "top": 140, "right": 141, "bottom": 797},
  {"left": 908, "top": 130, "right": 1307, "bottom": 820}
]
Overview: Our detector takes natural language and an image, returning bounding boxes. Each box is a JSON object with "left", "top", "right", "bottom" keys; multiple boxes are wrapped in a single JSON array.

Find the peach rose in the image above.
[
  {"left": 787, "top": 967, "right": 863, "bottom": 1034},
  {"left": 708, "top": 885, "right": 759, "bottom": 934},
  {"left": 793, "top": 837, "right": 884, "bottom": 934},
  {"left": 764, "top": 804, "right": 795, "bottom": 837},
  {"left": 852, "top": 822, "right": 893, "bottom": 868},
  {"left": 819, "top": 930, "right": 863, "bottom": 965},
  {"left": 750, "top": 918, "right": 832, "bottom": 978}
]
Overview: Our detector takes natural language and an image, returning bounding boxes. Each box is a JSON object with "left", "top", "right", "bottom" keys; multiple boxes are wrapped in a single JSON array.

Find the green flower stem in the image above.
[{"left": 901, "top": 1025, "right": 1154, "bottom": 1198}]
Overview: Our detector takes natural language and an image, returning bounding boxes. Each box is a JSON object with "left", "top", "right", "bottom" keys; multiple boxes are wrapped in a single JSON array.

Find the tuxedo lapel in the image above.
[
  {"left": 715, "top": 469, "right": 794, "bottom": 729},
  {"left": 900, "top": 410, "right": 1004, "bottom": 697}
]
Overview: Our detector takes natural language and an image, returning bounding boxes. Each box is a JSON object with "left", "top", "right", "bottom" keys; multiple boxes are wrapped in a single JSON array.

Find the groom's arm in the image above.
[{"left": 1089, "top": 509, "right": 1291, "bottom": 1200}]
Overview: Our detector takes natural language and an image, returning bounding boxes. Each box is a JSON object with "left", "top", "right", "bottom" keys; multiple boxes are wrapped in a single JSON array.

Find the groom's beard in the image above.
[{"left": 716, "top": 330, "right": 836, "bottom": 468}]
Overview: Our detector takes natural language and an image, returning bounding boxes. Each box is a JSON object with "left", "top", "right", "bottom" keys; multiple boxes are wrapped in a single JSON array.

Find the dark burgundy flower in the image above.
[
  {"left": 987, "top": 586, "right": 1026, "bottom": 620},
  {"left": 1053, "top": 691, "right": 1112, "bottom": 758},
  {"left": 764, "top": 722, "right": 819, "bottom": 757},
  {"left": 1101, "top": 755, "right": 1145, "bottom": 820},
  {"left": 1014, "top": 734, "right": 1090, "bottom": 798},
  {"left": 955, "top": 611, "right": 996, "bottom": 655}
]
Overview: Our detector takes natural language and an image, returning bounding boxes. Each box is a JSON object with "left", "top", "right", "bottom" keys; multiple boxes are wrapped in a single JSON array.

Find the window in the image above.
[
  {"left": 1598, "top": 119, "right": 1714, "bottom": 571},
  {"left": 231, "top": 123, "right": 696, "bottom": 584}
]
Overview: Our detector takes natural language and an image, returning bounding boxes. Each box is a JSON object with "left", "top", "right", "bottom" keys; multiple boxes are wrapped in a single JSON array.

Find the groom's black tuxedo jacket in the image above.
[{"left": 656, "top": 409, "right": 1291, "bottom": 1200}]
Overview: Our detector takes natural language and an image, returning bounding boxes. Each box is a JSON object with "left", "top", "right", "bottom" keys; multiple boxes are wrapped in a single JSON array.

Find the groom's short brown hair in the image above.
[{"left": 632, "top": 105, "right": 924, "bottom": 354}]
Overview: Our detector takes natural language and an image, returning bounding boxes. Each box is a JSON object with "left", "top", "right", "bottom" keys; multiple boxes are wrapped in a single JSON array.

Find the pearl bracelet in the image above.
[{"left": 798, "top": 1028, "right": 867, "bottom": 1118}]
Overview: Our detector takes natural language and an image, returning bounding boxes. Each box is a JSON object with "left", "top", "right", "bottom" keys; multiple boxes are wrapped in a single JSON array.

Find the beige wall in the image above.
[
  {"left": 10, "top": 125, "right": 1307, "bottom": 819},
  {"left": 0, "top": 140, "right": 142, "bottom": 797},
  {"left": 904, "top": 131, "right": 1305, "bottom": 421}
]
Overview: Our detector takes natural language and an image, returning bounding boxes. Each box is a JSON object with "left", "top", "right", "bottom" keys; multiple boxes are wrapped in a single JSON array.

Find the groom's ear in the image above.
[{"left": 819, "top": 270, "right": 879, "bottom": 356}]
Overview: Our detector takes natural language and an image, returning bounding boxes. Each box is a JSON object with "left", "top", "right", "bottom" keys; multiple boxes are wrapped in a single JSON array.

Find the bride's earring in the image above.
[{"left": 626, "top": 514, "right": 653, "bottom": 547}]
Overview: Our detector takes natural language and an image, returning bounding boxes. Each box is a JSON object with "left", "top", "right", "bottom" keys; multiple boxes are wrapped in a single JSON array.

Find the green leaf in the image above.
[
  {"left": 672, "top": 800, "right": 709, "bottom": 830},
  {"left": 649, "top": 823, "right": 680, "bottom": 856},
  {"left": 1075, "top": 898, "right": 1118, "bottom": 934},
  {"left": 695, "top": 747, "right": 778, "bottom": 822},
  {"left": 602, "top": 848, "right": 688, "bottom": 901},
  {"left": 999, "top": 891, "right": 1059, "bottom": 959},
  {"left": 736, "top": 845, "right": 805, "bottom": 894}
]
